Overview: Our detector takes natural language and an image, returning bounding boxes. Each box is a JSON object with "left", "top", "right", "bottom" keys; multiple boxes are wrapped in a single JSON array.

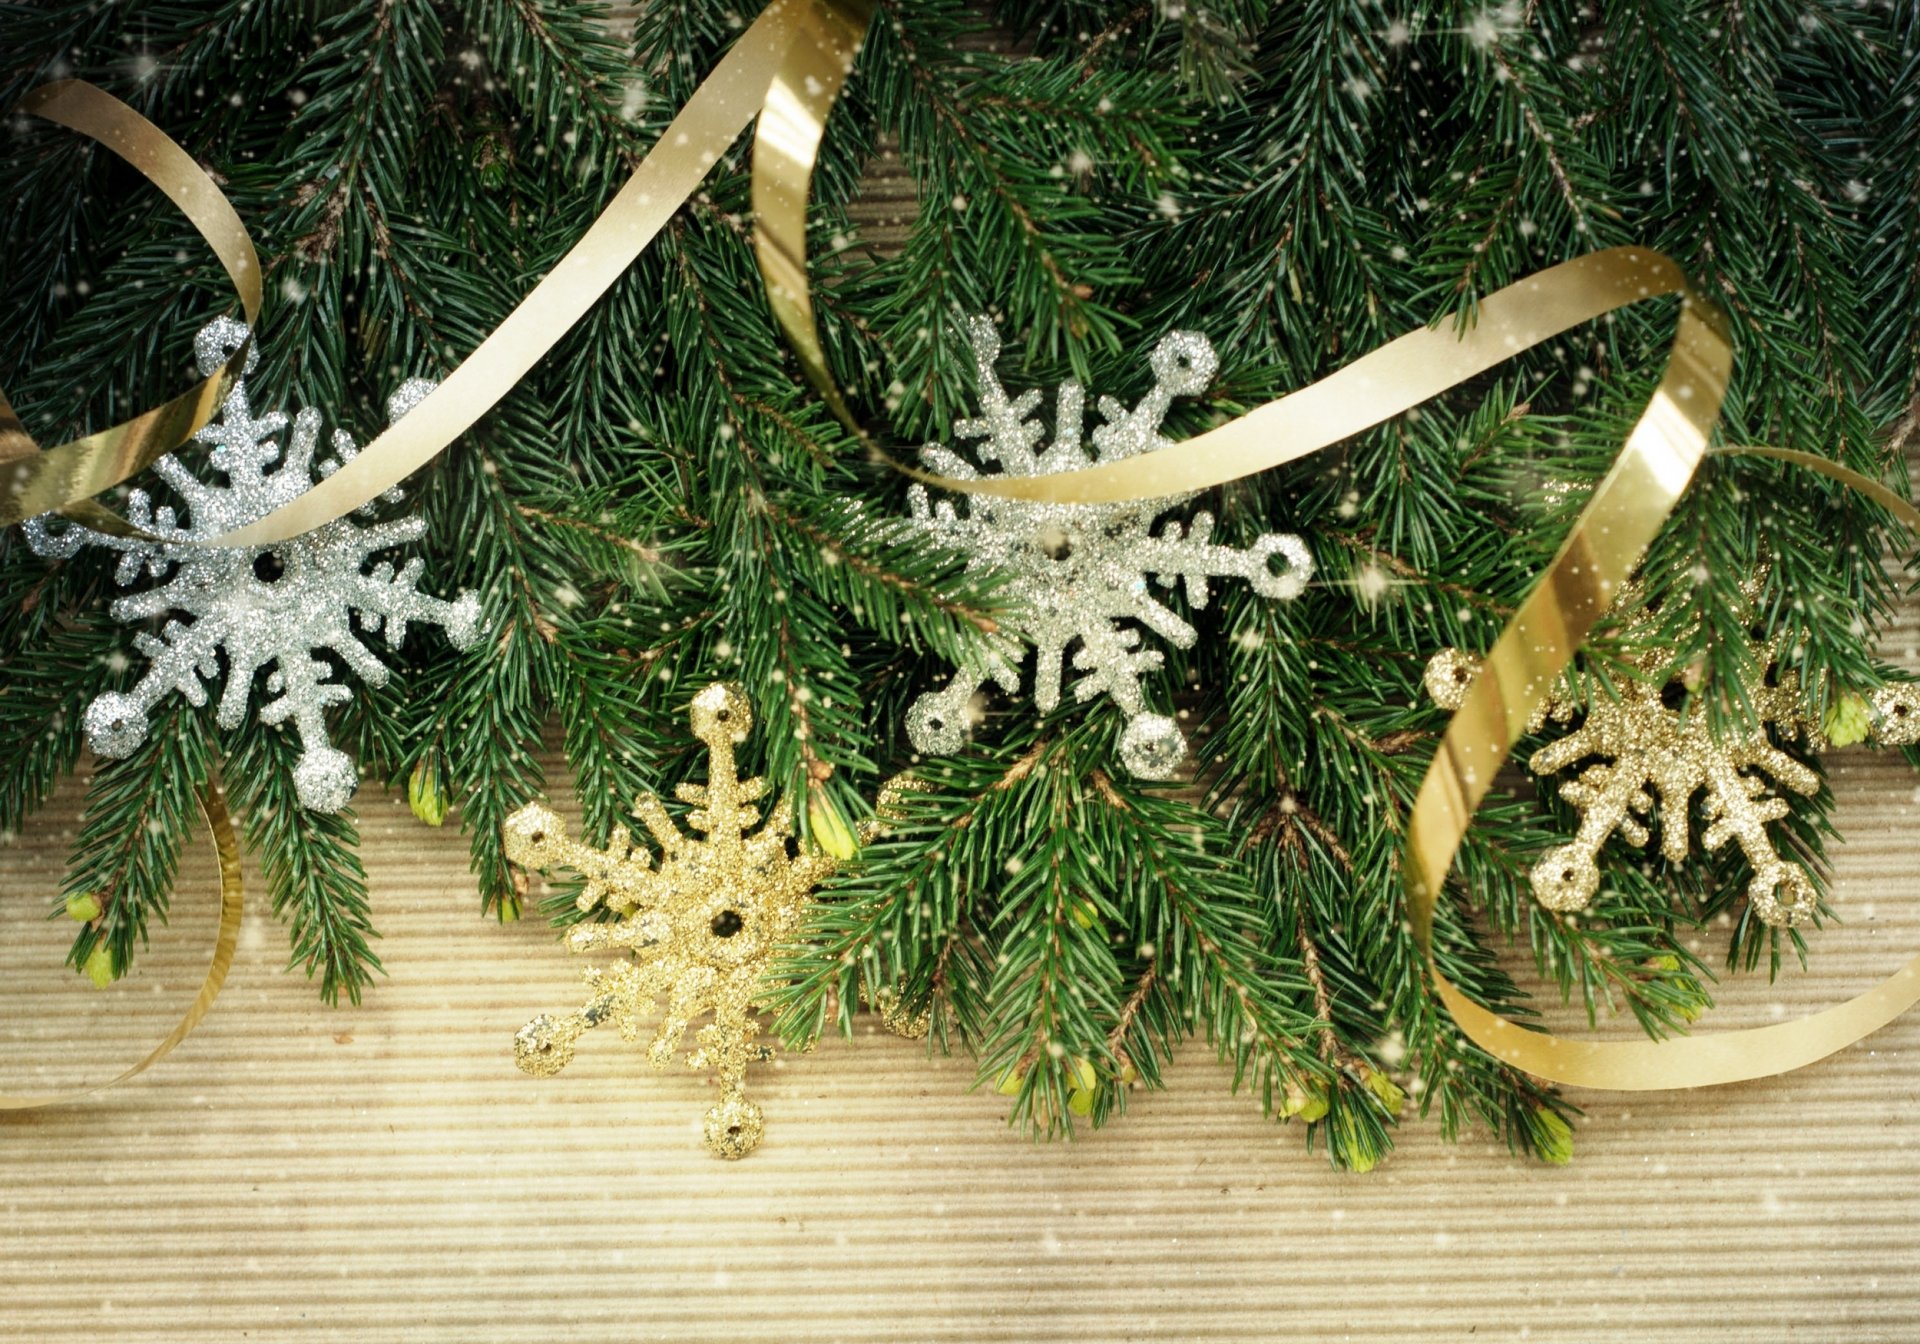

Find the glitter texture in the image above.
[
  {"left": 1427, "top": 591, "right": 1920, "bottom": 927},
  {"left": 25, "top": 319, "right": 482, "bottom": 811},
  {"left": 901, "top": 317, "right": 1313, "bottom": 778},
  {"left": 504, "top": 683, "right": 836, "bottom": 1160}
]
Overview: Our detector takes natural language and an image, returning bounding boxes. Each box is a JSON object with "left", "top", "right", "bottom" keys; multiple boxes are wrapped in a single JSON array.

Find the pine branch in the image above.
[
  {"left": 61, "top": 700, "right": 214, "bottom": 982},
  {"left": 225, "top": 725, "right": 381, "bottom": 1005}
]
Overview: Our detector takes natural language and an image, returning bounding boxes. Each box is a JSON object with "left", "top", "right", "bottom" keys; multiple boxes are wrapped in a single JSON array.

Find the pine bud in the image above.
[
  {"left": 1065, "top": 1056, "right": 1098, "bottom": 1117},
  {"left": 408, "top": 753, "right": 449, "bottom": 827},
  {"left": 1363, "top": 1067, "right": 1406, "bottom": 1116},
  {"left": 65, "top": 892, "right": 102, "bottom": 922},
  {"left": 82, "top": 943, "right": 115, "bottom": 988},
  {"left": 1533, "top": 1108, "right": 1575, "bottom": 1165},
  {"left": 1345, "top": 1146, "right": 1382, "bottom": 1175},
  {"left": 806, "top": 792, "right": 859, "bottom": 861},
  {"left": 1280, "top": 1078, "right": 1330, "bottom": 1122},
  {"left": 1823, "top": 690, "right": 1873, "bottom": 747},
  {"left": 1646, "top": 954, "right": 1705, "bottom": 1022}
]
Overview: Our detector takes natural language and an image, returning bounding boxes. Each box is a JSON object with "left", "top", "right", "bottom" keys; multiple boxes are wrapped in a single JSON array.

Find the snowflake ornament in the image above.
[
  {"left": 25, "top": 318, "right": 482, "bottom": 812},
  {"left": 504, "top": 684, "right": 840, "bottom": 1160},
  {"left": 902, "top": 317, "right": 1314, "bottom": 778},
  {"left": 1425, "top": 597, "right": 1920, "bottom": 927}
]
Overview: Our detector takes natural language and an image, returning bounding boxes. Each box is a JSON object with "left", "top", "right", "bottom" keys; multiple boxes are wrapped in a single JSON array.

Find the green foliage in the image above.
[{"left": 3, "top": 0, "right": 1917, "bottom": 1169}]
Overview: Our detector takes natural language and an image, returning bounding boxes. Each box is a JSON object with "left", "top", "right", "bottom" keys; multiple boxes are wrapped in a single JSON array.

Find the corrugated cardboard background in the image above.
[{"left": 7, "top": 13, "right": 1920, "bottom": 1339}]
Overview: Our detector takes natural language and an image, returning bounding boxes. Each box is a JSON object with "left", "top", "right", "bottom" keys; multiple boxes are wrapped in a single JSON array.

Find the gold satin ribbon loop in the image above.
[
  {"left": 0, "top": 777, "right": 243, "bottom": 1110},
  {"left": 1416, "top": 438, "right": 1920, "bottom": 1091},
  {"left": 1, "top": 81, "right": 261, "bottom": 536},
  {"left": 751, "top": 0, "right": 874, "bottom": 433}
]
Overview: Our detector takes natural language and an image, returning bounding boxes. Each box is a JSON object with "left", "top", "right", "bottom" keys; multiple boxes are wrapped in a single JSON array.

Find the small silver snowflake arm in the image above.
[
  {"left": 24, "top": 319, "right": 484, "bottom": 812},
  {"left": 901, "top": 316, "right": 1314, "bottom": 779}
]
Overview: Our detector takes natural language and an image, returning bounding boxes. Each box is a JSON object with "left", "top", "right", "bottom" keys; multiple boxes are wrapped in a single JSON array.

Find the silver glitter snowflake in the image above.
[
  {"left": 902, "top": 317, "right": 1313, "bottom": 778},
  {"left": 25, "top": 318, "right": 483, "bottom": 812}
]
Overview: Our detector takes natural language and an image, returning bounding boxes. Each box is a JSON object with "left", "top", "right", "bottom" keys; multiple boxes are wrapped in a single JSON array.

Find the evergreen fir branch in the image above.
[
  {"left": 765, "top": 495, "right": 1021, "bottom": 671},
  {"left": 413, "top": 446, "right": 557, "bottom": 915},
  {"left": 61, "top": 699, "right": 213, "bottom": 982},
  {"left": 846, "top": 0, "right": 1185, "bottom": 432},
  {"left": 1127, "top": 0, "right": 1409, "bottom": 372},
  {"left": 1454, "top": 796, "right": 1712, "bottom": 1038},
  {"left": 0, "top": 612, "right": 110, "bottom": 837},
  {"left": 1418, "top": 8, "right": 1624, "bottom": 309},
  {"left": 1862, "top": 34, "right": 1920, "bottom": 399},
  {"left": 224, "top": 725, "right": 381, "bottom": 1005},
  {"left": 543, "top": 616, "right": 671, "bottom": 845}
]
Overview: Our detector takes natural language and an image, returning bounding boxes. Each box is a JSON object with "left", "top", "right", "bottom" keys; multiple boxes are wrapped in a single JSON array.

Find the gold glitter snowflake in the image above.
[
  {"left": 503, "top": 682, "right": 836, "bottom": 1159},
  {"left": 1426, "top": 601, "right": 1920, "bottom": 928}
]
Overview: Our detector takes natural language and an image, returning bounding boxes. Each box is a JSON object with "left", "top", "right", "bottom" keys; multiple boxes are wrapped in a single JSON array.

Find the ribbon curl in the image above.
[
  {"left": 885, "top": 254, "right": 1920, "bottom": 1089},
  {"left": 0, "top": 81, "right": 261, "bottom": 539},
  {"left": 0, "top": 778, "right": 242, "bottom": 1111}
]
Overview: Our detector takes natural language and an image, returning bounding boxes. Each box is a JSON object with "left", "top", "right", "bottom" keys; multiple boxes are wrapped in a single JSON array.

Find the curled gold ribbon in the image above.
[
  {"left": 0, "top": 81, "right": 261, "bottom": 538},
  {"left": 1413, "top": 426, "right": 1920, "bottom": 1088},
  {"left": 752, "top": 0, "right": 874, "bottom": 433},
  {"left": 0, "top": 776, "right": 243, "bottom": 1110}
]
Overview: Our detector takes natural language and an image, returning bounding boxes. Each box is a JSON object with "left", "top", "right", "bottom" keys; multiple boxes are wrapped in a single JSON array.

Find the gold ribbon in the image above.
[
  {"left": 0, "top": 82, "right": 261, "bottom": 538},
  {"left": 751, "top": 0, "right": 875, "bottom": 433},
  {"left": 0, "top": 777, "right": 243, "bottom": 1110}
]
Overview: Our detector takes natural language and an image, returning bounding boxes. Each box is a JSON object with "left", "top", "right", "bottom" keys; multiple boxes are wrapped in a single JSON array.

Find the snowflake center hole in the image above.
[
  {"left": 710, "top": 909, "right": 744, "bottom": 939},
  {"left": 252, "top": 551, "right": 286, "bottom": 584},
  {"left": 1659, "top": 680, "right": 1689, "bottom": 713}
]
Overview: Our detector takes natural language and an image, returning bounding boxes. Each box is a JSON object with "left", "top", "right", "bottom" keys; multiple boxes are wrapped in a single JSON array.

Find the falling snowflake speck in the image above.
[
  {"left": 899, "top": 317, "right": 1313, "bottom": 778},
  {"left": 26, "top": 318, "right": 483, "bottom": 811}
]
